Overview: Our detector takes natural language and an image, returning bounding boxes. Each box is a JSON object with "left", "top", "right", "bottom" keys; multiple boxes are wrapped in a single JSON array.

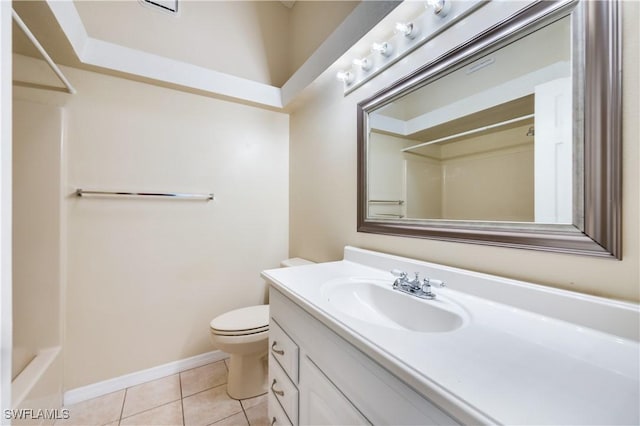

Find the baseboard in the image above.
[
  {"left": 12, "top": 346, "right": 62, "bottom": 408},
  {"left": 63, "top": 350, "right": 228, "bottom": 406}
]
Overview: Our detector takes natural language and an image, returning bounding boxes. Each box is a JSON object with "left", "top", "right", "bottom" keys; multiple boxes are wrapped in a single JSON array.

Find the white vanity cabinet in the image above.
[
  {"left": 263, "top": 247, "right": 640, "bottom": 425},
  {"left": 298, "top": 356, "right": 369, "bottom": 425},
  {"left": 268, "top": 287, "right": 458, "bottom": 426}
]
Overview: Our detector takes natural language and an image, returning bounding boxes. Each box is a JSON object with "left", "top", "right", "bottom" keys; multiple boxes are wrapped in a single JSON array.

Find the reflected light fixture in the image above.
[
  {"left": 395, "top": 22, "right": 417, "bottom": 39},
  {"left": 371, "top": 42, "right": 393, "bottom": 57}
]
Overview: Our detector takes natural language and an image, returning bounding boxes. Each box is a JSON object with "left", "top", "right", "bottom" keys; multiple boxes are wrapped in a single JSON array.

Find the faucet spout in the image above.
[{"left": 390, "top": 270, "right": 444, "bottom": 300}]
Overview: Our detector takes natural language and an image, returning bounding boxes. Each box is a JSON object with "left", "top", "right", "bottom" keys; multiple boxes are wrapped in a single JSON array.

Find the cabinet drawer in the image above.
[
  {"left": 269, "top": 354, "right": 299, "bottom": 425},
  {"left": 270, "top": 319, "right": 299, "bottom": 382},
  {"left": 268, "top": 393, "right": 293, "bottom": 426}
]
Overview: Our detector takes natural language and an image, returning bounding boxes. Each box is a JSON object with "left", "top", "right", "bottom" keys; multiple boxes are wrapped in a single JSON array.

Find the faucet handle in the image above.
[
  {"left": 429, "top": 279, "right": 445, "bottom": 288},
  {"left": 422, "top": 278, "right": 445, "bottom": 296},
  {"left": 390, "top": 269, "right": 407, "bottom": 279}
]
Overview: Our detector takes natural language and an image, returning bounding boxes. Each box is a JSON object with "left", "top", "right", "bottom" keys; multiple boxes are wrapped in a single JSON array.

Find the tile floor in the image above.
[{"left": 56, "top": 359, "right": 269, "bottom": 426}]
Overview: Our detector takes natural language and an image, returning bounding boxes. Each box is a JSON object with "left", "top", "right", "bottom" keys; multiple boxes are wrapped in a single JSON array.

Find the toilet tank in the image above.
[{"left": 280, "top": 257, "right": 314, "bottom": 268}]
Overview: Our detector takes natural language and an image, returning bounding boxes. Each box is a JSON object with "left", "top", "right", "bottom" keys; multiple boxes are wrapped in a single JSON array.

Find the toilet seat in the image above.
[{"left": 210, "top": 305, "right": 269, "bottom": 336}]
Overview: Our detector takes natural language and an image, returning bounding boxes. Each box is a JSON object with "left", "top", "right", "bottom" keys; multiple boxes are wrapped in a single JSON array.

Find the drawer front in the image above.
[
  {"left": 270, "top": 319, "right": 299, "bottom": 382},
  {"left": 269, "top": 354, "right": 299, "bottom": 425},
  {"left": 268, "top": 393, "right": 293, "bottom": 426}
]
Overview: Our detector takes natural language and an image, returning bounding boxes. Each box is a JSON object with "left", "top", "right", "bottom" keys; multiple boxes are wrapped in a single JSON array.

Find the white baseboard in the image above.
[
  {"left": 13, "top": 346, "right": 61, "bottom": 408},
  {"left": 63, "top": 350, "right": 229, "bottom": 406}
]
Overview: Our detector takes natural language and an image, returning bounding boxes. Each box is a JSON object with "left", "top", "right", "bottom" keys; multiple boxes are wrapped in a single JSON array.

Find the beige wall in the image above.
[
  {"left": 440, "top": 127, "right": 535, "bottom": 222},
  {"left": 14, "top": 54, "right": 289, "bottom": 390},
  {"left": 289, "top": 2, "right": 640, "bottom": 303},
  {"left": 12, "top": 100, "right": 63, "bottom": 379},
  {"left": 289, "top": 1, "right": 359, "bottom": 74}
]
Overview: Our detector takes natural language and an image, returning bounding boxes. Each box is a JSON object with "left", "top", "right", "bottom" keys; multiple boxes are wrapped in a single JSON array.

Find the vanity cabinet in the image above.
[
  {"left": 298, "top": 356, "right": 369, "bottom": 425},
  {"left": 268, "top": 287, "right": 458, "bottom": 425}
]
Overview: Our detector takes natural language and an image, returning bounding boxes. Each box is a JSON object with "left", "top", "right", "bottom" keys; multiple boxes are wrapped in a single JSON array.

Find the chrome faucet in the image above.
[{"left": 391, "top": 269, "right": 445, "bottom": 300}]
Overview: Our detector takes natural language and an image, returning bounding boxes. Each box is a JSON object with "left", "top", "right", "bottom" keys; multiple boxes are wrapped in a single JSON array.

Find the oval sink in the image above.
[{"left": 321, "top": 277, "right": 467, "bottom": 333}]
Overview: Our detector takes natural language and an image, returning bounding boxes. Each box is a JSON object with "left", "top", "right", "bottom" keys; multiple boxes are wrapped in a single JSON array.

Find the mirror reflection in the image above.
[{"left": 367, "top": 16, "right": 574, "bottom": 224}]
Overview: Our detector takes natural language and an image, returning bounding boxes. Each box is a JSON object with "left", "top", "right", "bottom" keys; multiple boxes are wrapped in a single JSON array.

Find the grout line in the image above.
[
  {"left": 204, "top": 409, "right": 248, "bottom": 426},
  {"left": 73, "top": 362, "right": 235, "bottom": 426},
  {"left": 118, "top": 388, "right": 127, "bottom": 425},
  {"left": 184, "top": 381, "right": 228, "bottom": 399},
  {"left": 242, "top": 406, "right": 251, "bottom": 426},
  {"left": 179, "top": 370, "right": 186, "bottom": 426},
  {"left": 119, "top": 399, "right": 183, "bottom": 424},
  {"left": 119, "top": 375, "right": 183, "bottom": 423},
  {"left": 179, "top": 360, "right": 229, "bottom": 399}
]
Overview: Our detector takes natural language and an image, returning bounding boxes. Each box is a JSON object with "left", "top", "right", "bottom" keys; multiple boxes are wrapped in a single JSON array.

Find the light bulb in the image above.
[
  {"left": 395, "top": 22, "right": 416, "bottom": 39},
  {"left": 426, "top": 0, "right": 450, "bottom": 17},
  {"left": 336, "top": 70, "right": 354, "bottom": 84},
  {"left": 353, "top": 58, "right": 372, "bottom": 71},
  {"left": 372, "top": 42, "right": 392, "bottom": 57}
]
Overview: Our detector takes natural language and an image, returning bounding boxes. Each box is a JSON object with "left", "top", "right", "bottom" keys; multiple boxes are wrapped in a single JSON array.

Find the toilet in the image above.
[{"left": 209, "top": 257, "right": 313, "bottom": 400}]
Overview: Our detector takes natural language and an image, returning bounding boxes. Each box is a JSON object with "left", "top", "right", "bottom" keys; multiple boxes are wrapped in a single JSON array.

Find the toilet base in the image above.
[{"left": 226, "top": 351, "right": 268, "bottom": 400}]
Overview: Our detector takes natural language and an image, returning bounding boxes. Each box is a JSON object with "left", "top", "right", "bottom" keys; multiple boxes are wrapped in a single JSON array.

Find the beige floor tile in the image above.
[
  {"left": 182, "top": 385, "right": 242, "bottom": 426},
  {"left": 240, "top": 394, "right": 267, "bottom": 411},
  {"left": 180, "top": 362, "right": 228, "bottom": 397},
  {"left": 210, "top": 412, "right": 248, "bottom": 426},
  {"left": 122, "top": 374, "right": 181, "bottom": 418},
  {"left": 120, "top": 400, "right": 183, "bottom": 426},
  {"left": 245, "top": 402, "right": 269, "bottom": 426},
  {"left": 56, "top": 390, "right": 125, "bottom": 426}
]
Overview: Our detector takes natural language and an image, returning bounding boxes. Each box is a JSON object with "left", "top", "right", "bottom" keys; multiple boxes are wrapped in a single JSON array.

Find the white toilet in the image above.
[{"left": 209, "top": 257, "right": 313, "bottom": 400}]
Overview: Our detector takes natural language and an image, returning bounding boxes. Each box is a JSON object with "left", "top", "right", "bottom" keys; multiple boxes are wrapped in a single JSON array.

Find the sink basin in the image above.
[{"left": 320, "top": 277, "right": 467, "bottom": 333}]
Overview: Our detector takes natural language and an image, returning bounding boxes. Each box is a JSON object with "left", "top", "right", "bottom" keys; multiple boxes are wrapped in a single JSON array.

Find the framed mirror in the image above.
[{"left": 357, "top": 0, "right": 621, "bottom": 258}]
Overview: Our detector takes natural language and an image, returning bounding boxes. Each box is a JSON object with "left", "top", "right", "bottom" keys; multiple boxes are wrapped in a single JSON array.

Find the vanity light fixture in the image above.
[
  {"left": 395, "top": 22, "right": 417, "bottom": 39},
  {"left": 371, "top": 42, "right": 393, "bottom": 57},
  {"left": 353, "top": 58, "right": 372, "bottom": 71},
  {"left": 426, "top": 0, "right": 450, "bottom": 17},
  {"left": 338, "top": 1, "right": 485, "bottom": 96},
  {"left": 336, "top": 70, "right": 354, "bottom": 84}
]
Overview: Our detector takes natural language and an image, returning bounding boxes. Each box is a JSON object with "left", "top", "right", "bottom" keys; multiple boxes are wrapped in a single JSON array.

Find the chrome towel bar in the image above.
[
  {"left": 75, "top": 189, "right": 214, "bottom": 201},
  {"left": 368, "top": 199, "right": 404, "bottom": 205}
]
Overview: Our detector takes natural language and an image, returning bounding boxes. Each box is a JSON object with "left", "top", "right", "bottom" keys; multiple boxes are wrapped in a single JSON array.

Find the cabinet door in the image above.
[{"left": 299, "top": 356, "right": 370, "bottom": 426}]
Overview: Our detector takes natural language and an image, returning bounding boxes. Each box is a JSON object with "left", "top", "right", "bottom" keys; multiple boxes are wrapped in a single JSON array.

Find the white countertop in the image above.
[{"left": 262, "top": 247, "right": 640, "bottom": 425}]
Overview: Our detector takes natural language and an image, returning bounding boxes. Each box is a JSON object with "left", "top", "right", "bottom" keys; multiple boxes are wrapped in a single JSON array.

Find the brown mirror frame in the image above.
[{"left": 357, "top": 0, "right": 621, "bottom": 259}]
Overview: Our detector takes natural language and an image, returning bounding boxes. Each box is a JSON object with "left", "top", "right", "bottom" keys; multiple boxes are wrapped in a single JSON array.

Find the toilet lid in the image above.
[{"left": 210, "top": 305, "right": 269, "bottom": 336}]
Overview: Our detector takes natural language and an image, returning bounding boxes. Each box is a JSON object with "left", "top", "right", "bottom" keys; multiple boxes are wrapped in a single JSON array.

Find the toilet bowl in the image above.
[
  {"left": 209, "top": 257, "right": 313, "bottom": 400},
  {"left": 210, "top": 305, "right": 269, "bottom": 399}
]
